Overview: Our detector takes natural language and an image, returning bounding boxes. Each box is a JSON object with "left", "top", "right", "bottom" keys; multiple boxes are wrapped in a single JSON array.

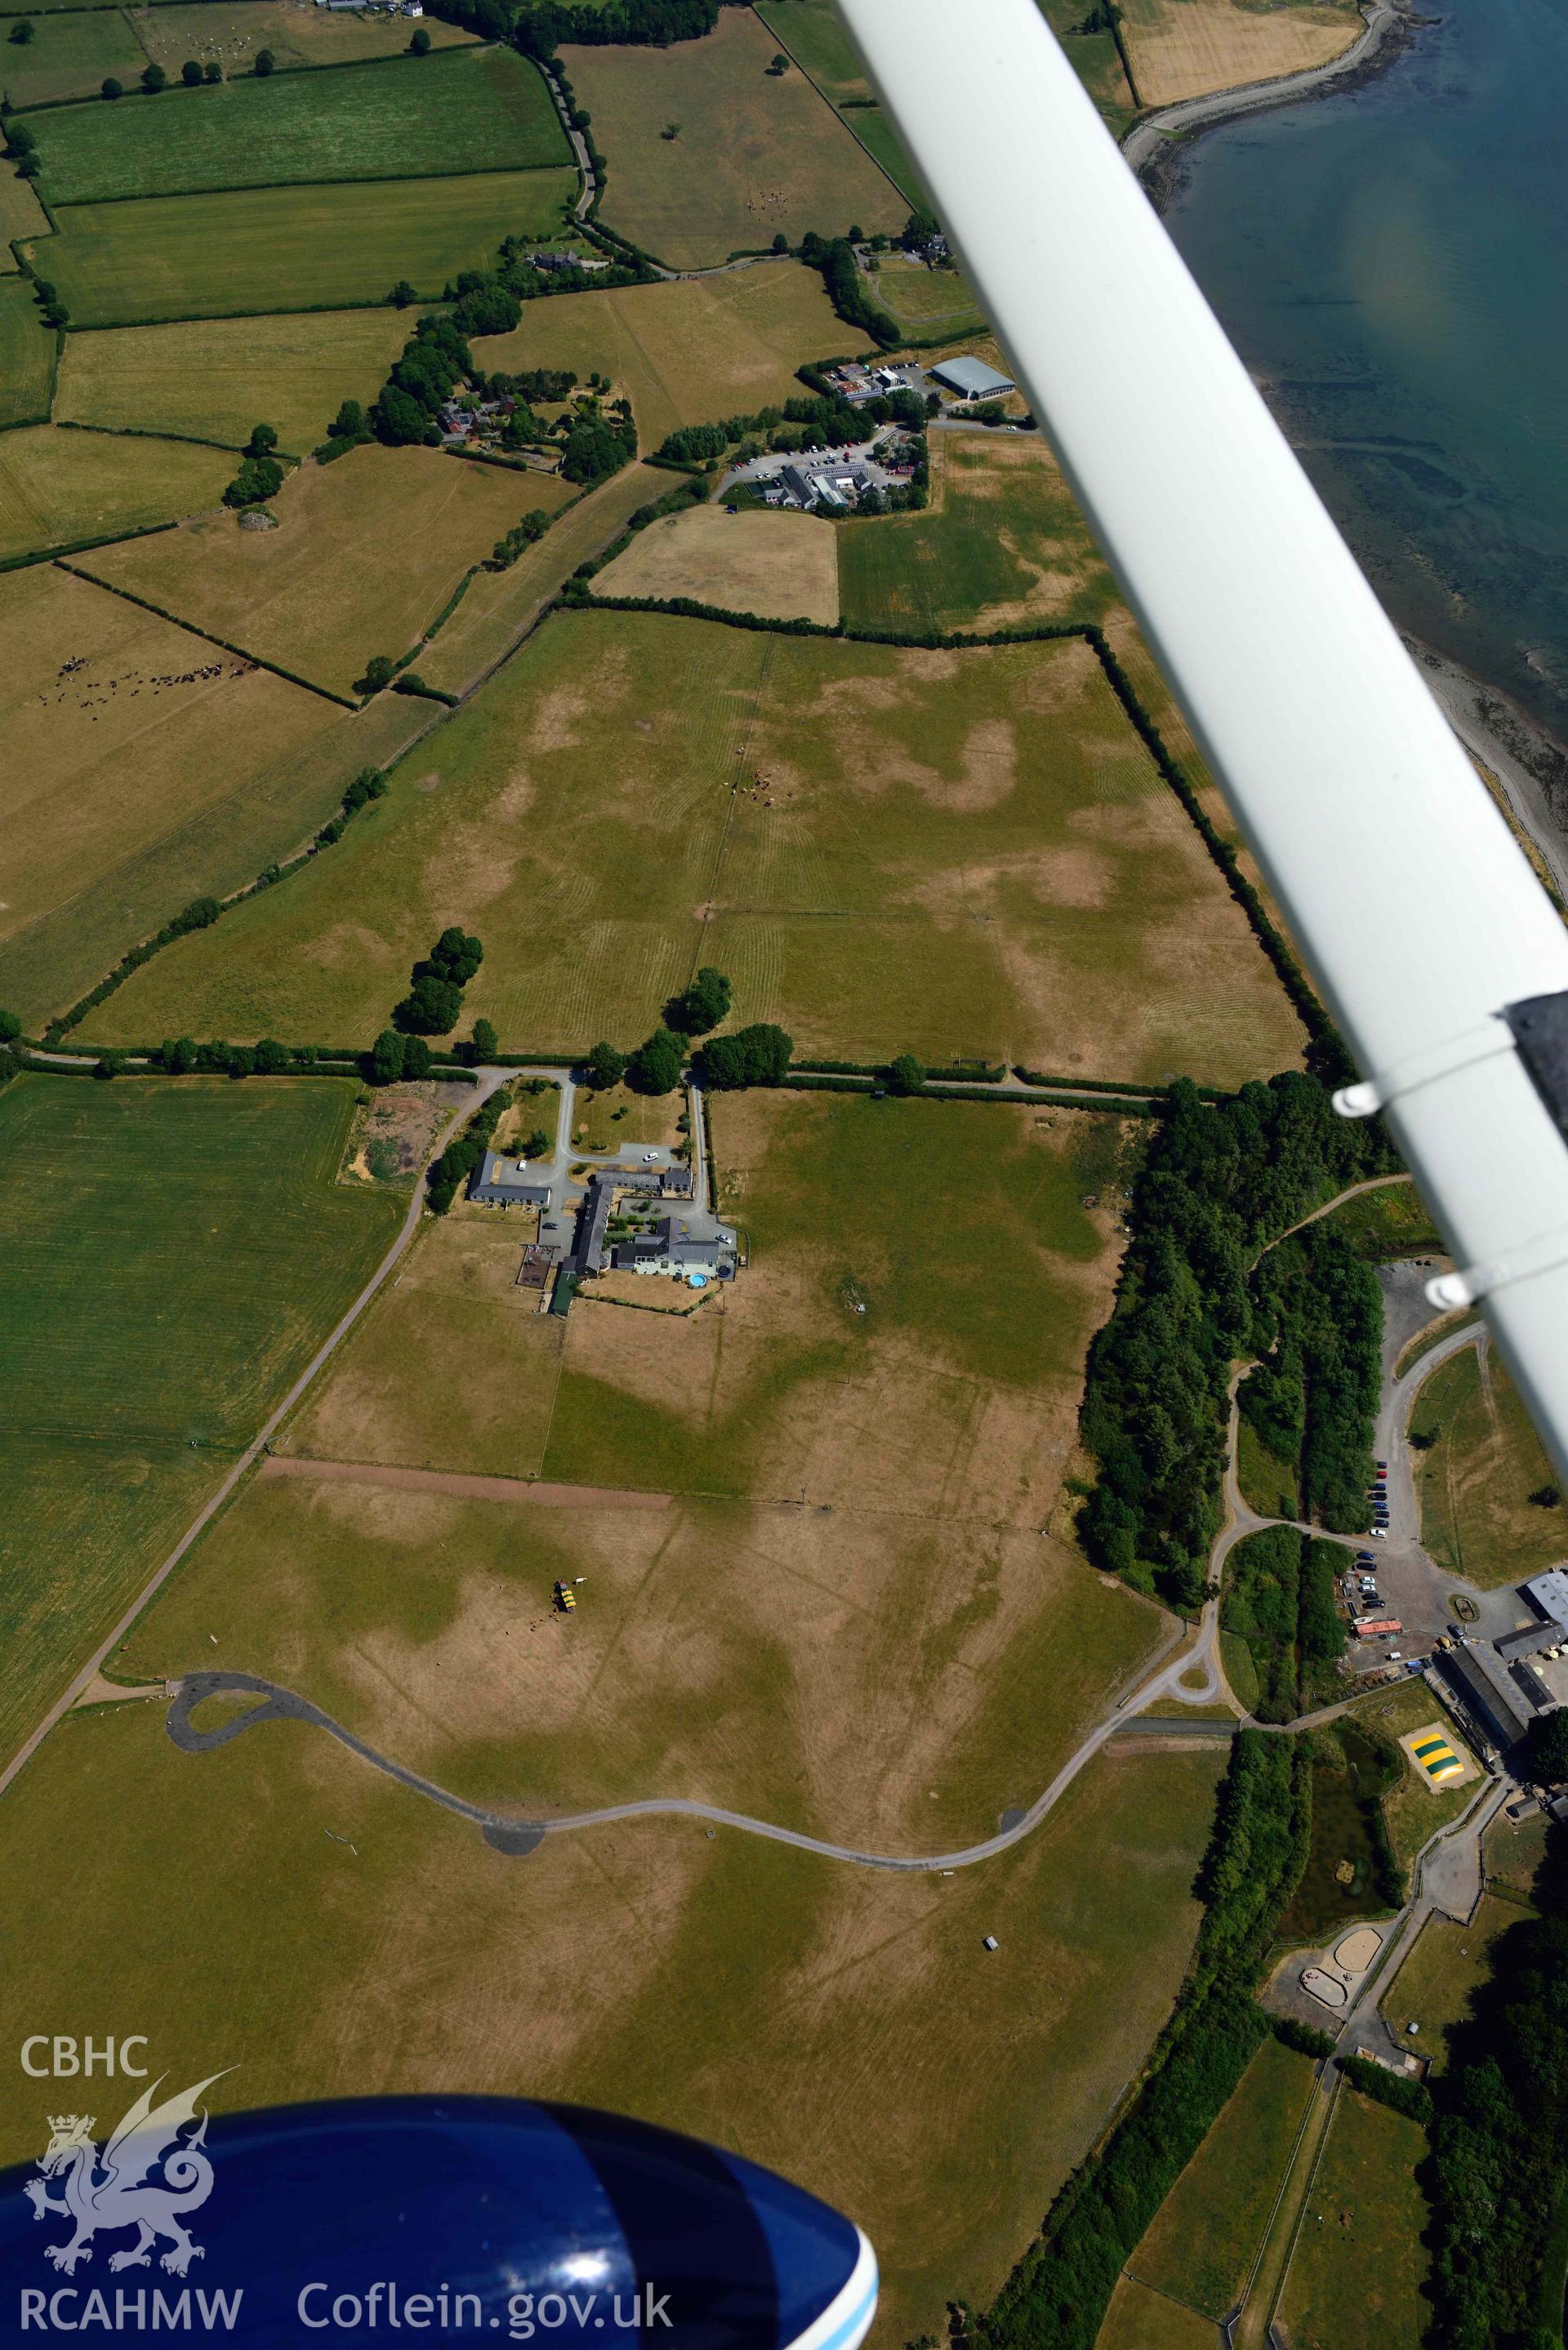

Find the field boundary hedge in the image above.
[
  {"left": 37, "top": 758, "right": 438, "bottom": 1045},
  {"left": 0, "top": 517, "right": 176, "bottom": 574},
  {"left": 53, "top": 415, "right": 252, "bottom": 457},
  {"left": 744, "top": 12, "right": 915, "bottom": 210},
  {"left": 56, "top": 560, "right": 358, "bottom": 707},
  {"left": 556, "top": 587, "right": 1335, "bottom": 1059},
  {"left": 6, "top": 40, "right": 511, "bottom": 123},
  {"left": 777, "top": 1072, "right": 1163, "bottom": 1115},
  {"left": 26, "top": 153, "right": 574, "bottom": 215}
]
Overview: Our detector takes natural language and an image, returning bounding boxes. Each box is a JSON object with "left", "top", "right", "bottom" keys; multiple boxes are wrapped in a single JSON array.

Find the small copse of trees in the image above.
[
  {"left": 664, "top": 965, "right": 731, "bottom": 1037},
  {"left": 394, "top": 925, "right": 483, "bottom": 1037}
]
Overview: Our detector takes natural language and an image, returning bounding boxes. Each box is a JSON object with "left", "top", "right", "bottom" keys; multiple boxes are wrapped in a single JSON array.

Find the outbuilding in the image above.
[
  {"left": 929, "top": 355, "right": 1017, "bottom": 402},
  {"left": 469, "top": 1151, "right": 550, "bottom": 1209}
]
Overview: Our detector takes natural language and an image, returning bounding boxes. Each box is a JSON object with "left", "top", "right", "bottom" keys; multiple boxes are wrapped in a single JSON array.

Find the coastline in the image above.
[
  {"left": 1121, "top": 0, "right": 1411, "bottom": 207},
  {"left": 1407, "top": 639, "right": 1568, "bottom": 903},
  {"left": 1115, "top": 0, "right": 1568, "bottom": 894}
]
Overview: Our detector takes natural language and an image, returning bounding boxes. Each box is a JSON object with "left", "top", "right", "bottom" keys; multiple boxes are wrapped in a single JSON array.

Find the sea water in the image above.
[{"left": 1162, "top": 0, "right": 1568, "bottom": 745}]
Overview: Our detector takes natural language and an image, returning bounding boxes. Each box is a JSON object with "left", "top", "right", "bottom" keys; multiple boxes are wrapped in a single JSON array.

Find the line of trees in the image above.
[
  {"left": 372, "top": 311, "right": 473, "bottom": 446},
  {"left": 1079, "top": 1074, "right": 1396, "bottom": 1610},
  {"left": 427, "top": 1086, "right": 510, "bottom": 1213},
  {"left": 1246, "top": 1220, "right": 1381, "bottom": 1530},
  {"left": 972, "top": 1732, "right": 1312, "bottom": 2350},
  {"left": 657, "top": 385, "right": 928, "bottom": 470},
  {"left": 1428, "top": 1820, "right": 1568, "bottom": 2348},
  {"left": 1221, "top": 1527, "right": 1348, "bottom": 1721},
  {"left": 798, "top": 231, "right": 900, "bottom": 348}
]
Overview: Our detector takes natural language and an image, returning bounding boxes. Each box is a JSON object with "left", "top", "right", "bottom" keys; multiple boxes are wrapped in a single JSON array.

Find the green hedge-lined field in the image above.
[
  {"left": 24, "top": 167, "right": 577, "bottom": 326},
  {"left": 27, "top": 43, "right": 569, "bottom": 204},
  {"left": 0, "top": 1073, "right": 402, "bottom": 1772},
  {"left": 0, "top": 279, "right": 56, "bottom": 428}
]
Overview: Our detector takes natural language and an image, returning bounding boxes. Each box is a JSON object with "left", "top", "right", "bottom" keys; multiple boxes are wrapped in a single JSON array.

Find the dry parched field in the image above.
[
  {"left": 416, "top": 458, "right": 669, "bottom": 698},
  {"left": 26, "top": 171, "right": 578, "bottom": 329},
  {"left": 56, "top": 307, "right": 423, "bottom": 456},
  {"left": 469, "top": 261, "right": 842, "bottom": 454},
  {"left": 562, "top": 8, "right": 904, "bottom": 268},
  {"left": 0, "top": 1697, "right": 1220, "bottom": 2348},
  {"left": 84, "top": 608, "right": 1306, "bottom": 1084},
  {"left": 596, "top": 503, "right": 841, "bottom": 624},
  {"left": 77, "top": 443, "right": 577, "bottom": 698},
  {"left": 0, "top": 684, "right": 425, "bottom": 1037},
  {"left": 192, "top": 1086, "right": 1154, "bottom": 1847},
  {"left": 0, "top": 561, "right": 338, "bottom": 966},
  {"left": 135, "top": 0, "right": 479, "bottom": 76},
  {"left": 1411, "top": 1337, "right": 1562, "bottom": 1588},
  {"left": 1120, "top": 0, "right": 1363, "bottom": 106},
  {"left": 0, "top": 423, "right": 233, "bottom": 563},
  {"left": 0, "top": 1086, "right": 1227, "bottom": 2350}
]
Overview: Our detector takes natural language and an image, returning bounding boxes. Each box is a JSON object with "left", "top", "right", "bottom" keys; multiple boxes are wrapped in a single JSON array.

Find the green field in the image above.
[
  {"left": 0, "top": 3, "right": 145, "bottom": 105},
  {"left": 1276, "top": 2089, "right": 1432, "bottom": 2350},
  {"left": 1125, "top": 2035, "right": 1316, "bottom": 2319},
  {"left": 0, "top": 276, "right": 56, "bottom": 427},
  {"left": 1036, "top": 0, "right": 1137, "bottom": 131},
  {"left": 1096, "top": 2276, "right": 1218, "bottom": 2348},
  {"left": 28, "top": 43, "right": 568, "bottom": 203},
  {"left": 1349, "top": 1675, "right": 1482, "bottom": 1873},
  {"left": 24, "top": 167, "right": 576, "bottom": 326},
  {"left": 757, "top": 0, "right": 1134, "bottom": 136},
  {"left": 752, "top": 0, "right": 872, "bottom": 101},
  {"left": 56, "top": 304, "right": 421, "bottom": 453},
  {"left": 837, "top": 104, "right": 928, "bottom": 206},
  {"left": 1412, "top": 1340, "right": 1562, "bottom": 1587},
  {"left": 0, "top": 154, "right": 51, "bottom": 257},
  {"left": 1379, "top": 1893, "right": 1520, "bottom": 2065},
  {"left": 0, "top": 421, "right": 231, "bottom": 560},
  {"left": 81, "top": 607, "right": 1306, "bottom": 1083},
  {"left": 0, "top": 1698, "right": 1218, "bottom": 2347},
  {"left": 0, "top": 1074, "right": 401, "bottom": 1770},
  {"left": 1484, "top": 1802, "right": 1548, "bottom": 1901},
  {"left": 866, "top": 253, "right": 986, "bottom": 333},
  {"left": 839, "top": 428, "right": 1122, "bottom": 635},
  {"left": 1236, "top": 1411, "right": 1300, "bottom": 1519},
  {"left": 563, "top": 7, "right": 902, "bottom": 268},
  {"left": 1329, "top": 1175, "right": 1441, "bottom": 1260}
]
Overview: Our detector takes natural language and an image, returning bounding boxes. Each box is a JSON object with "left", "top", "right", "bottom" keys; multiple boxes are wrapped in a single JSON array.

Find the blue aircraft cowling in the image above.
[{"left": 0, "top": 2098, "right": 877, "bottom": 2350}]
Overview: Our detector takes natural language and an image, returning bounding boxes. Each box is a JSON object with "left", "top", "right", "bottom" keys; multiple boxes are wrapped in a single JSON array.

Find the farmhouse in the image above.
[
  {"left": 468, "top": 1151, "right": 550, "bottom": 1208},
  {"left": 929, "top": 355, "right": 1017, "bottom": 401},
  {"left": 611, "top": 1214, "right": 737, "bottom": 1281}
]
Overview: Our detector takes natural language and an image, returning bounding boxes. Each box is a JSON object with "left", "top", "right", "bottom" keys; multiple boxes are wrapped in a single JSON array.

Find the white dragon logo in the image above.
[{"left": 24, "top": 2073, "right": 229, "bottom": 2277}]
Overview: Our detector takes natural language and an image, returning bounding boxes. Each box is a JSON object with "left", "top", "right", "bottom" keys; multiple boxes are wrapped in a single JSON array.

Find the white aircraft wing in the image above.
[{"left": 837, "top": 0, "right": 1568, "bottom": 1475}]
